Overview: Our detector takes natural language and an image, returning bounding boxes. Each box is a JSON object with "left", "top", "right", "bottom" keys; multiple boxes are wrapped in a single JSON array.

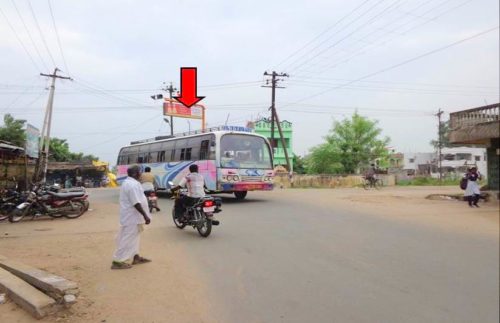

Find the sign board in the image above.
[
  {"left": 163, "top": 99, "right": 203, "bottom": 120},
  {"left": 25, "top": 124, "right": 39, "bottom": 158},
  {"left": 219, "top": 125, "right": 253, "bottom": 133}
]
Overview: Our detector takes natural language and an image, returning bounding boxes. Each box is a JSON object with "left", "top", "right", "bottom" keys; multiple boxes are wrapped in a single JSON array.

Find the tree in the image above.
[
  {"left": 48, "top": 138, "right": 73, "bottom": 162},
  {"left": 48, "top": 138, "right": 99, "bottom": 162},
  {"left": 292, "top": 155, "right": 307, "bottom": 174},
  {"left": 0, "top": 114, "right": 27, "bottom": 147},
  {"left": 308, "top": 113, "right": 390, "bottom": 174},
  {"left": 430, "top": 120, "right": 453, "bottom": 149}
]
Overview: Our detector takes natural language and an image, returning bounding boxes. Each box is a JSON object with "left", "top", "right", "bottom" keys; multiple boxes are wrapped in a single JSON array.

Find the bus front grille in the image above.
[{"left": 240, "top": 176, "right": 263, "bottom": 182}]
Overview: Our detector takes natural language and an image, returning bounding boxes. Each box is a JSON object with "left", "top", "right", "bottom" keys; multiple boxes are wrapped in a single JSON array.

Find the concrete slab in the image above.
[
  {"left": 0, "top": 255, "right": 78, "bottom": 301},
  {"left": 0, "top": 267, "right": 57, "bottom": 319}
]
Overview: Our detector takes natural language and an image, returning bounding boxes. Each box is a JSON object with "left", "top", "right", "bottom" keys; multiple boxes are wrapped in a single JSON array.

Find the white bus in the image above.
[{"left": 116, "top": 126, "right": 274, "bottom": 199}]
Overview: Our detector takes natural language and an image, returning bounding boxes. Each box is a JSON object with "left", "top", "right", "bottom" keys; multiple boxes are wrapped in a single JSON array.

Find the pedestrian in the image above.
[
  {"left": 464, "top": 167, "right": 482, "bottom": 208},
  {"left": 111, "top": 165, "right": 152, "bottom": 269}
]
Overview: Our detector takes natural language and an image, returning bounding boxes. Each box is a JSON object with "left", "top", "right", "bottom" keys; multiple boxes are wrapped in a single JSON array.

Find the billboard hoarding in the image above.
[
  {"left": 163, "top": 99, "right": 204, "bottom": 120},
  {"left": 25, "top": 124, "right": 40, "bottom": 158}
]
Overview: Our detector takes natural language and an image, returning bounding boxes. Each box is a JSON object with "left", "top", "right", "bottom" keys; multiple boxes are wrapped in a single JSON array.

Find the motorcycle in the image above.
[
  {"left": 0, "top": 186, "right": 21, "bottom": 222},
  {"left": 169, "top": 181, "right": 221, "bottom": 237},
  {"left": 8, "top": 185, "right": 89, "bottom": 223}
]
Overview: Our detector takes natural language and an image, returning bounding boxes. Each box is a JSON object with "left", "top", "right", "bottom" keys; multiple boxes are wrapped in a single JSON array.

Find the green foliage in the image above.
[
  {"left": 308, "top": 113, "right": 390, "bottom": 174},
  {"left": 0, "top": 114, "right": 27, "bottom": 147},
  {"left": 398, "top": 176, "right": 486, "bottom": 186},
  {"left": 292, "top": 155, "right": 307, "bottom": 174},
  {"left": 397, "top": 177, "right": 460, "bottom": 186},
  {"left": 48, "top": 138, "right": 99, "bottom": 162},
  {"left": 430, "top": 120, "right": 453, "bottom": 149}
]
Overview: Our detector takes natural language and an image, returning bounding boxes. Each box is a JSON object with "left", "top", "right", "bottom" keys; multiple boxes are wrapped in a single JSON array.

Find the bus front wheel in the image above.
[{"left": 234, "top": 191, "right": 247, "bottom": 200}]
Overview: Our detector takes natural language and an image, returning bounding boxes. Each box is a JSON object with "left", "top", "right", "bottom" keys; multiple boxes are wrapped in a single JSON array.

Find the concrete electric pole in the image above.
[
  {"left": 152, "top": 82, "right": 177, "bottom": 136},
  {"left": 163, "top": 82, "right": 177, "bottom": 136},
  {"left": 436, "top": 109, "right": 444, "bottom": 185},
  {"left": 262, "top": 71, "right": 291, "bottom": 171},
  {"left": 35, "top": 68, "right": 72, "bottom": 183}
]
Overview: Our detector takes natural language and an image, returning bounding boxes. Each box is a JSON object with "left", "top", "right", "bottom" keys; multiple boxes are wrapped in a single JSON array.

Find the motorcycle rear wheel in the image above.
[
  {"left": 197, "top": 216, "right": 212, "bottom": 238},
  {"left": 48, "top": 211, "right": 65, "bottom": 218},
  {"left": 172, "top": 209, "right": 186, "bottom": 229},
  {"left": 64, "top": 201, "right": 85, "bottom": 219},
  {"left": 0, "top": 203, "right": 16, "bottom": 221},
  {"left": 9, "top": 207, "right": 29, "bottom": 223}
]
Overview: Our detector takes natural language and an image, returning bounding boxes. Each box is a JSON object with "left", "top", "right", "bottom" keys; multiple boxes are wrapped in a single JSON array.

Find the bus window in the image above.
[
  {"left": 158, "top": 151, "right": 165, "bottom": 162},
  {"left": 180, "top": 148, "right": 186, "bottom": 161},
  {"left": 185, "top": 148, "right": 192, "bottom": 160},
  {"left": 200, "top": 140, "right": 210, "bottom": 159}
]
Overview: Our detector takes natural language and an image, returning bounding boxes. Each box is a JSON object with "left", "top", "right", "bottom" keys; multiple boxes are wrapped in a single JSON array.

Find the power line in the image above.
[
  {"left": 294, "top": 0, "right": 471, "bottom": 78},
  {"left": 282, "top": 0, "right": 389, "bottom": 72},
  {"left": 47, "top": 0, "right": 70, "bottom": 75},
  {"left": 283, "top": 25, "right": 499, "bottom": 107},
  {"left": 10, "top": 0, "right": 49, "bottom": 71},
  {"left": 274, "top": 0, "right": 373, "bottom": 69},
  {"left": 26, "top": 0, "right": 57, "bottom": 67},
  {"left": 0, "top": 7, "right": 41, "bottom": 72},
  {"left": 1, "top": 78, "right": 40, "bottom": 114},
  {"left": 78, "top": 114, "right": 161, "bottom": 151},
  {"left": 286, "top": 80, "right": 499, "bottom": 97},
  {"left": 286, "top": 0, "right": 403, "bottom": 74},
  {"left": 292, "top": 0, "right": 441, "bottom": 76},
  {"left": 290, "top": 76, "right": 499, "bottom": 90}
]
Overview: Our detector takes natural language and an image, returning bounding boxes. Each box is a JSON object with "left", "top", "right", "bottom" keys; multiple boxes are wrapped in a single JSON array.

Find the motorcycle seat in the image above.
[{"left": 48, "top": 191, "right": 85, "bottom": 198}]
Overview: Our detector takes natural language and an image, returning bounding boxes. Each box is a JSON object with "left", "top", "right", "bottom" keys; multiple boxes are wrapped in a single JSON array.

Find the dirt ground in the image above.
[
  {"left": 0, "top": 186, "right": 498, "bottom": 322},
  {"left": 0, "top": 197, "right": 216, "bottom": 323}
]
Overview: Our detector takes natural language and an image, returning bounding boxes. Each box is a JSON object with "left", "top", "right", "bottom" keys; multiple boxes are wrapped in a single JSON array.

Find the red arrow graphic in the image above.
[{"left": 173, "top": 67, "right": 205, "bottom": 108}]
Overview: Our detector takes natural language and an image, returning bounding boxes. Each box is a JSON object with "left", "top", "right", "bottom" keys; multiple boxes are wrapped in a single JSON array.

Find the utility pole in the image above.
[
  {"left": 436, "top": 109, "right": 444, "bottom": 185},
  {"left": 35, "top": 68, "right": 72, "bottom": 183},
  {"left": 152, "top": 82, "right": 177, "bottom": 136},
  {"left": 262, "top": 71, "right": 290, "bottom": 171},
  {"left": 163, "top": 82, "right": 177, "bottom": 136}
]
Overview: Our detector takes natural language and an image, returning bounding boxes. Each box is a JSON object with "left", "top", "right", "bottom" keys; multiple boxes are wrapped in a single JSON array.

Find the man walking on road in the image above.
[{"left": 111, "top": 165, "right": 152, "bottom": 269}]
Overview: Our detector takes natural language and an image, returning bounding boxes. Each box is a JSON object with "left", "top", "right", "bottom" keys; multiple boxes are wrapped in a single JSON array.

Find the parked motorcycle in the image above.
[
  {"left": 0, "top": 187, "right": 22, "bottom": 222},
  {"left": 8, "top": 185, "right": 89, "bottom": 223},
  {"left": 169, "top": 181, "right": 221, "bottom": 237}
]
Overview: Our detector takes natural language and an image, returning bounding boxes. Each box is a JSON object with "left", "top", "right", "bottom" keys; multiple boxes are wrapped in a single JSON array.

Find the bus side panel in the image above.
[{"left": 116, "top": 160, "right": 217, "bottom": 190}]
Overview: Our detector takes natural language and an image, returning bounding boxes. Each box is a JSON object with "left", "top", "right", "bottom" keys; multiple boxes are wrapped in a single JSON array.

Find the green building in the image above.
[{"left": 249, "top": 118, "right": 294, "bottom": 171}]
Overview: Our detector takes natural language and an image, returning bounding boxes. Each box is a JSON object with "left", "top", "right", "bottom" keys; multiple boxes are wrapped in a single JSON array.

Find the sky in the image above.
[{"left": 0, "top": 0, "right": 498, "bottom": 164}]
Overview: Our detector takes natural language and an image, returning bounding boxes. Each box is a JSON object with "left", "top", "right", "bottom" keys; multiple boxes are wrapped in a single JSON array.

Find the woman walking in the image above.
[{"left": 464, "top": 167, "right": 482, "bottom": 208}]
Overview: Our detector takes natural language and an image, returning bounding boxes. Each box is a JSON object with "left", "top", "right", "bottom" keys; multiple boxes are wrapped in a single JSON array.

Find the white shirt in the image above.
[
  {"left": 119, "top": 177, "right": 150, "bottom": 226},
  {"left": 141, "top": 182, "right": 155, "bottom": 191},
  {"left": 179, "top": 173, "right": 205, "bottom": 198}
]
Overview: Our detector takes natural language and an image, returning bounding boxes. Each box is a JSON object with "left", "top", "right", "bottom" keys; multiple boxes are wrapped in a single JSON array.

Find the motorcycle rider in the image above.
[
  {"left": 140, "top": 167, "right": 160, "bottom": 212},
  {"left": 171, "top": 164, "right": 219, "bottom": 223}
]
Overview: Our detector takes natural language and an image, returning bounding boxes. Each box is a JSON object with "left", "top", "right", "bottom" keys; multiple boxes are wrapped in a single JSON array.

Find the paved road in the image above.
[{"left": 98, "top": 188, "right": 499, "bottom": 323}]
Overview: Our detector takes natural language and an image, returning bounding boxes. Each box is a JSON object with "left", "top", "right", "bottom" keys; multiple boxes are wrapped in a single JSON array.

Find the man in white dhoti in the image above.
[{"left": 111, "top": 165, "right": 152, "bottom": 269}]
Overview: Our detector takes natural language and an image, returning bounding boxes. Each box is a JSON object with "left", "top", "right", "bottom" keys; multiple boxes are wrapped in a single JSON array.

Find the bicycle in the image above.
[{"left": 362, "top": 177, "right": 382, "bottom": 190}]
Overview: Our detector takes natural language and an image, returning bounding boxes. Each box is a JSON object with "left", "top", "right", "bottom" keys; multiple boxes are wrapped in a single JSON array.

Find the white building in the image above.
[
  {"left": 403, "top": 152, "right": 435, "bottom": 175},
  {"left": 440, "top": 147, "right": 487, "bottom": 176},
  {"left": 402, "top": 147, "right": 487, "bottom": 178}
]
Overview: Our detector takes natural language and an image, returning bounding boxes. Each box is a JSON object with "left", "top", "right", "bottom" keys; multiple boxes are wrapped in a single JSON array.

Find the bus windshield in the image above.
[{"left": 220, "top": 134, "right": 272, "bottom": 169}]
